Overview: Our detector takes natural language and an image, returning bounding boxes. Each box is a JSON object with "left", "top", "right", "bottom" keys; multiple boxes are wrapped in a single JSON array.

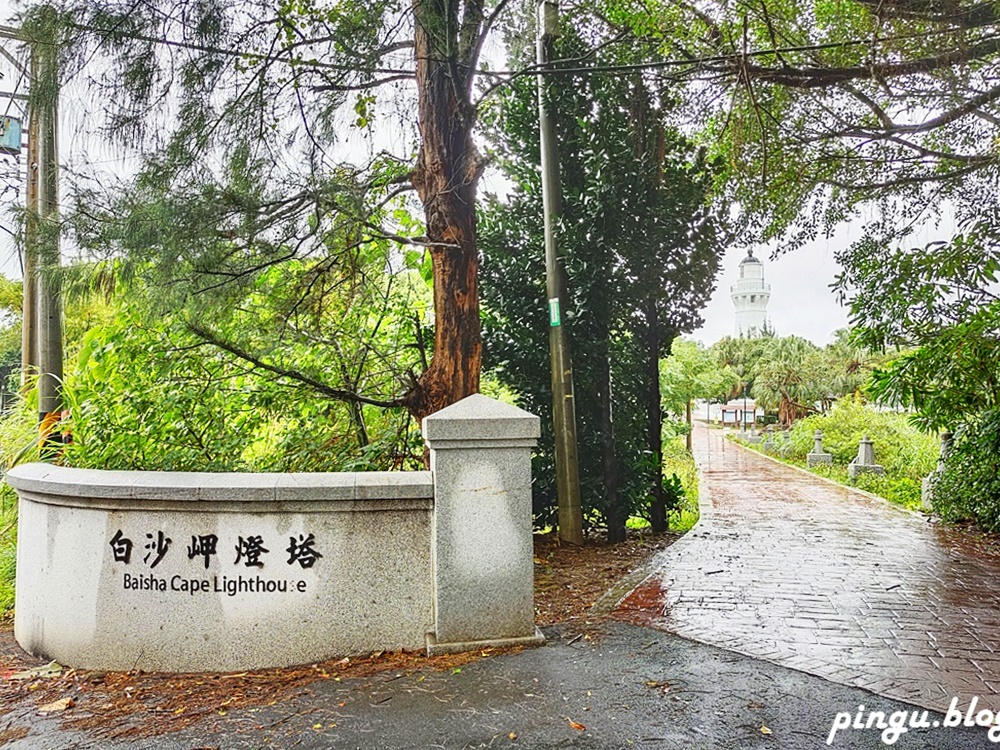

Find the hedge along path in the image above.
[{"left": 615, "top": 422, "right": 1000, "bottom": 714}]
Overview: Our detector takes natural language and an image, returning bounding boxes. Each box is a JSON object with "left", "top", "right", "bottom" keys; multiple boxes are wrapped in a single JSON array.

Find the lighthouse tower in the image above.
[{"left": 731, "top": 250, "right": 771, "bottom": 336}]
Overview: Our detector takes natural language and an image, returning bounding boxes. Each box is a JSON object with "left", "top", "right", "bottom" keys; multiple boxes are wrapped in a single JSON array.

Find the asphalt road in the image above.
[{"left": 8, "top": 622, "right": 997, "bottom": 750}]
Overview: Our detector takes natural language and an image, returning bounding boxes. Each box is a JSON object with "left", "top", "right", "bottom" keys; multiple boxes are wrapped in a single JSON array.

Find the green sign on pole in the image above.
[{"left": 548, "top": 297, "right": 561, "bottom": 327}]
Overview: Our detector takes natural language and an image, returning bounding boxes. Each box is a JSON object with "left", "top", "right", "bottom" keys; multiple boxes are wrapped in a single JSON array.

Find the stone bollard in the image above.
[
  {"left": 747, "top": 425, "right": 761, "bottom": 444},
  {"left": 762, "top": 425, "right": 776, "bottom": 451},
  {"left": 848, "top": 434, "right": 884, "bottom": 478},
  {"left": 422, "top": 394, "right": 545, "bottom": 655},
  {"left": 807, "top": 429, "right": 833, "bottom": 467},
  {"left": 922, "top": 431, "right": 953, "bottom": 510}
]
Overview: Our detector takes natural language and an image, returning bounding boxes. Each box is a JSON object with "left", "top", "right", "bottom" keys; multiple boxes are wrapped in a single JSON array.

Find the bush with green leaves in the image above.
[
  {"left": 480, "top": 28, "right": 723, "bottom": 537},
  {"left": 60, "top": 309, "right": 418, "bottom": 473},
  {"left": 783, "top": 397, "right": 938, "bottom": 482},
  {"left": 931, "top": 411, "right": 1000, "bottom": 531},
  {"left": 0, "top": 398, "right": 45, "bottom": 616},
  {"left": 852, "top": 473, "right": 923, "bottom": 510},
  {"left": 0, "top": 486, "right": 15, "bottom": 616}
]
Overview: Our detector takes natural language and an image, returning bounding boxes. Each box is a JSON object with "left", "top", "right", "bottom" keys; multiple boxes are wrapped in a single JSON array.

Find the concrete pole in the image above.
[
  {"left": 21, "top": 83, "right": 38, "bottom": 386},
  {"left": 536, "top": 0, "right": 582, "bottom": 545}
]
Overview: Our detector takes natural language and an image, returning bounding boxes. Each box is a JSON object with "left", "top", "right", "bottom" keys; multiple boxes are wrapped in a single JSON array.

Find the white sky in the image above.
[
  {"left": 692, "top": 235, "right": 851, "bottom": 347},
  {"left": 692, "top": 206, "right": 958, "bottom": 347}
]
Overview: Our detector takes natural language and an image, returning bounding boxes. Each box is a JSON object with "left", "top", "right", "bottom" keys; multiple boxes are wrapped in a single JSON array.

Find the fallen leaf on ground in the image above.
[
  {"left": 567, "top": 718, "right": 586, "bottom": 731},
  {"left": 9, "top": 661, "right": 63, "bottom": 680},
  {"left": 761, "top": 724, "right": 772, "bottom": 735},
  {"left": 38, "top": 697, "right": 75, "bottom": 713},
  {"left": 508, "top": 731, "right": 518, "bottom": 740}
]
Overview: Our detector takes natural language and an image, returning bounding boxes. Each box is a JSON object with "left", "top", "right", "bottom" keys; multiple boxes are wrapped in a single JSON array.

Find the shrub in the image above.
[
  {"left": 932, "top": 410, "right": 1000, "bottom": 531},
  {"left": 852, "top": 473, "right": 923, "bottom": 510},
  {"left": 0, "top": 493, "right": 14, "bottom": 615},
  {"left": 0, "top": 399, "right": 37, "bottom": 617},
  {"left": 663, "top": 437, "right": 699, "bottom": 532},
  {"left": 784, "top": 396, "right": 938, "bottom": 481}
]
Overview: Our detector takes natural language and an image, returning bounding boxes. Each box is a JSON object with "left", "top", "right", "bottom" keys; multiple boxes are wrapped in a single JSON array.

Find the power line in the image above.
[{"left": 60, "top": 18, "right": 991, "bottom": 82}]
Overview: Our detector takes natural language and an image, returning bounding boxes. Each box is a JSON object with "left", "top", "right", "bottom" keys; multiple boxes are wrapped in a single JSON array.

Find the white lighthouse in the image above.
[{"left": 731, "top": 250, "right": 771, "bottom": 337}]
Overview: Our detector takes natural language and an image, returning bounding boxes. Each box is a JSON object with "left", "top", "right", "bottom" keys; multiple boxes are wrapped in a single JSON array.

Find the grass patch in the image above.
[
  {"left": 731, "top": 436, "right": 924, "bottom": 511},
  {"left": 623, "top": 437, "right": 701, "bottom": 534},
  {"left": 0, "top": 399, "right": 43, "bottom": 618},
  {"left": 0, "top": 487, "right": 15, "bottom": 617},
  {"left": 664, "top": 436, "right": 699, "bottom": 531}
]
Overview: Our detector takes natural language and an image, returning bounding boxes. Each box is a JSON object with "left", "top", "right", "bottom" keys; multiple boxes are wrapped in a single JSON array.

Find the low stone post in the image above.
[
  {"left": 807, "top": 429, "right": 832, "bottom": 467},
  {"left": 747, "top": 425, "right": 761, "bottom": 445},
  {"left": 922, "top": 431, "right": 954, "bottom": 510},
  {"left": 762, "top": 425, "right": 776, "bottom": 451},
  {"left": 848, "top": 434, "right": 884, "bottom": 478},
  {"left": 422, "top": 394, "right": 545, "bottom": 655}
]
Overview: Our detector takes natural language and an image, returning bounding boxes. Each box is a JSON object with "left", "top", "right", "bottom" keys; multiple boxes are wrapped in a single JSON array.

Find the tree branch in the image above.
[
  {"left": 186, "top": 322, "right": 406, "bottom": 408},
  {"left": 736, "top": 36, "right": 1000, "bottom": 88},
  {"left": 312, "top": 73, "right": 415, "bottom": 92}
]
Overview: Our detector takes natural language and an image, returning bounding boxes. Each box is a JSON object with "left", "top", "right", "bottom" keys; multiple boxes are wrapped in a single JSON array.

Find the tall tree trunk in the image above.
[
  {"left": 407, "top": 0, "right": 485, "bottom": 422},
  {"left": 598, "top": 356, "right": 627, "bottom": 544},
  {"left": 646, "top": 300, "right": 668, "bottom": 533},
  {"left": 598, "top": 337, "right": 624, "bottom": 543}
]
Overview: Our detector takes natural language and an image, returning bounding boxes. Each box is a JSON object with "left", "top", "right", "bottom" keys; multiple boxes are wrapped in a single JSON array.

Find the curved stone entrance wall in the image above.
[{"left": 7, "top": 394, "right": 543, "bottom": 672}]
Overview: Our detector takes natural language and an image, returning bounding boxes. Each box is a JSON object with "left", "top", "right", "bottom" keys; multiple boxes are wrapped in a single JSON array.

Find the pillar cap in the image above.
[{"left": 422, "top": 394, "right": 541, "bottom": 444}]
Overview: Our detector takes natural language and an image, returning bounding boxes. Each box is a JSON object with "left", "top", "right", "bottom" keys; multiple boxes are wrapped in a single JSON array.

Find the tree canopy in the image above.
[
  {"left": 597, "top": 0, "right": 1000, "bottom": 250},
  {"left": 38, "top": 0, "right": 519, "bottom": 422},
  {"left": 480, "top": 22, "right": 724, "bottom": 536}
]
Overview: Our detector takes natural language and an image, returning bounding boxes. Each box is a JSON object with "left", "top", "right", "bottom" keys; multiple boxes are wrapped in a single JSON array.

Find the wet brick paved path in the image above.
[{"left": 614, "top": 423, "right": 1000, "bottom": 713}]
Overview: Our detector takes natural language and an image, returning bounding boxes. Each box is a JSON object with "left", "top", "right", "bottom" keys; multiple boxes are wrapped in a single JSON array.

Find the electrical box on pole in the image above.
[{"left": 0, "top": 116, "right": 21, "bottom": 155}]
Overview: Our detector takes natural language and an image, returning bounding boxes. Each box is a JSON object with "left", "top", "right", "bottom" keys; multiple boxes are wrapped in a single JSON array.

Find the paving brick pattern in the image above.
[{"left": 614, "top": 424, "right": 1000, "bottom": 713}]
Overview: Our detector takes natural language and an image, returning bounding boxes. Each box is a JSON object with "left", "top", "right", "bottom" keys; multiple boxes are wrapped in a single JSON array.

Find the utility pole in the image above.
[
  {"left": 32, "top": 25, "right": 63, "bottom": 447},
  {"left": 536, "top": 0, "right": 583, "bottom": 545},
  {"left": 21, "top": 60, "right": 38, "bottom": 387}
]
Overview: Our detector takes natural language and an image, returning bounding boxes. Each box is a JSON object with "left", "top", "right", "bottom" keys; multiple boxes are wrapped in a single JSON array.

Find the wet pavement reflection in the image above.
[{"left": 613, "top": 423, "right": 1000, "bottom": 713}]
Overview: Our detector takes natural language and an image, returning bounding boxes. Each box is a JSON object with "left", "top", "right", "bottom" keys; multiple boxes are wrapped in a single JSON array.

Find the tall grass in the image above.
[{"left": 0, "top": 399, "right": 41, "bottom": 618}]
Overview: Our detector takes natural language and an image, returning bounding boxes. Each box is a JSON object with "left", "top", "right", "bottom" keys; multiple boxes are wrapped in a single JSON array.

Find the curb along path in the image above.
[{"left": 614, "top": 422, "right": 1000, "bottom": 714}]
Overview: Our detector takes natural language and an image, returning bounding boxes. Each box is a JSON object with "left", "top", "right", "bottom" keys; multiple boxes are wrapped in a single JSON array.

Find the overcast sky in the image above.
[
  {"left": 692, "top": 235, "right": 851, "bottom": 348},
  {"left": 692, "top": 204, "right": 959, "bottom": 348}
]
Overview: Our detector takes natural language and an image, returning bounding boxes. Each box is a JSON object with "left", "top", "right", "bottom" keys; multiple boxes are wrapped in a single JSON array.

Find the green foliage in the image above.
[
  {"left": 60, "top": 302, "right": 420, "bottom": 473},
  {"left": 711, "top": 335, "right": 776, "bottom": 400},
  {"left": 625, "top": 436, "right": 700, "bottom": 533},
  {"left": 480, "top": 24, "right": 724, "bottom": 533},
  {"left": 62, "top": 313, "right": 273, "bottom": 471},
  {"left": 852, "top": 473, "right": 923, "bottom": 511},
  {"left": 602, "top": 0, "right": 1000, "bottom": 254},
  {"left": 933, "top": 411, "right": 1000, "bottom": 532},
  {"left": 711, "top": 331, "right": 887, "bottom": 424},
  {"left": 0, "top": 399, "right": 42, "bottom": 469},
  {"left": 0, "top": 497, "right": 14, "bottom": 616},
  {"left": 783, "top": 397, "right": 937, "bottom": 481},
  {"left": 660, "top": 339, "right": 738, "bottom": 417},
  {"left": 838, "top": 239, "right": 1000, "bottom": 431},
  {"left": 663, "top": 437, "right": 699, "bottom": 532},
  {"left": 0, "top": 400, "right": 41, "bottom": 617},
  {"left": 750, "top": 336, "right": 821, "bottom": 425}
]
